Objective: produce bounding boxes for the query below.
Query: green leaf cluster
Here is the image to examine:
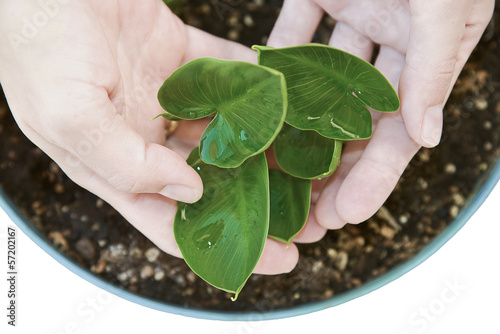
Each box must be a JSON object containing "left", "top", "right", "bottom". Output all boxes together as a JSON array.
[{"left": 156, "top": 44, "right": 399, "bottom": 299}]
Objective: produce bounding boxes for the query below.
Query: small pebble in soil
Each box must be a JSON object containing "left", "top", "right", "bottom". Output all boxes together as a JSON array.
[
  {"left": 418, "top": 149, "right": 431, "bottom": 162},
  {"left": 327, "top": 248, "right": 337, "bottom": 259},
  {"left": 96, "top": 198, "right": 104, "bottom": 208},
  {"left": 7, "top": 150, "right": 17, "bottom": 160},
  {"left": 75, "top": 238, "right": 96, "bottom": 260},
  {"left": 417, "top": 177, "right": 428, "bottom": 190},
  {"left": 452, "top": 193, "right": 465, "bottom": 206},
  {"left": 130, "top": 275, "right": 139, "bottom": 285},
  {"left": 175, "top": 275, "right": 186, "bottom": 287},
  {"left": 376, "top": 206, "right": 401, "bottom": 231},
  {"left": 355, "top": 236, "right": 365, "bottom": 247},
  {"left": 335, "top": 251, "right": 349, "bottom": 271},
  {"left": 449, "top": 205, "right": 460, "bottom": 218},
  {"left": 145, "top": 247, "right": 160, "bottom": 262},
  {"left": 465, "top": 99, "right": 475, "bottom": 111},
  {"left": 186, "top": 271, "right": 197, "bottom": 283},
  {"left": 54, "top": 183, "right": 65, "bottom": 194},
  {"left": 243, "top": 14, "right": 255, "bottom": 27},
  {"left": 474, "top": 98, "right": 488, "bottom": 110},
  {"left": 380, "top": 226, "right": 397, "bottom": 240},
  {"left": 48, "top": 231, "right": 69, "bottom": 251},
  {"left": 227, "top": 15, "right": 239, "bottom": 28},
  {"left": 140, "top": 265, "right": 154, "bottom": 279},
  {"left": 312, "top": 261, "right": 323, "bottom": 273},
  {"left": 444, "top": 163, "right": 457, "bottom": 174},
  {"left": 154, "top": 267, "right": 165, "bottom": 281},
  {"left": 129, "top": 247, "right": 143, "bottom": 259},
  {"left": 197, "top": 4, "right": 211, "bottom": 14},
  {"left": 399, "top": 214, "right": 409, "bottom": 224},
  {"left": 117, "top": 272, "right": 129, "bottom": 282},
  {"left": 91, "top": 259, "right": 106, "bottom": 274},
  {"left": 228, "top": 29, "right": 239, "bottom": 41},
  {"left": 109, "top": 244, "right": 127, "bottom": 259}
]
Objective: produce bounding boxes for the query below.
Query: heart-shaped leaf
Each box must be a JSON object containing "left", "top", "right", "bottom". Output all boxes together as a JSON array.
[
  {"left": 157, "top": 57, "right": 287, "bottom": 168},
  {"left": 174, "top": 148, "right": 269, "bottom": 300},
  {"left": 268, "top": 169, "right": 311, "bottom": 246},
  {"left": 273, "top": 123, "right": 342, "bottom": 179},
  {"left": 253, "top": 44, "right": 400, "bottom": 140}
]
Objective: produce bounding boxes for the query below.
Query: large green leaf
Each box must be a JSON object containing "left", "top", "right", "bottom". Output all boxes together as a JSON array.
[
  {"left": 174, "top": 148, "right": 269, "bottom": 300},
  {"left": 274, "top": 123, "right": 342, "bottom": 179},
  {"left": 253, "top": 44, "right": 400, "bottom": 140},
  {"left": 157, "top": 57, "right": 287, "bottom": 168},
  {"left": 268, "top": 169, "right": 311, "bottom": 246}
]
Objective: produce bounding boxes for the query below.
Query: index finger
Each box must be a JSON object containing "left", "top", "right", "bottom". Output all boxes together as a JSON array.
[{"left": 267, "top": 0, "right": 323, "bottom": 47}]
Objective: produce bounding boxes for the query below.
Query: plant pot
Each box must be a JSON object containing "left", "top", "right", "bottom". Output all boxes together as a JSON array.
[{"left": 1, "top": 0, "right": 499, "bottom": 321}]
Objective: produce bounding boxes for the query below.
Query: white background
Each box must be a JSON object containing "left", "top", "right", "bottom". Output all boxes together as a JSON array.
[{"left": 0, "top": 183, "right": 499, "bottom": 334}]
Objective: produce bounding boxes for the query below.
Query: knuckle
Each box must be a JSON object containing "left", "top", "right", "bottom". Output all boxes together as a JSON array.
[
  {"left": 361, "top": 156, "right": 403, "bottom": 189},
  {"left": 107, "top": 172, "right": 143, "bottom": 193}
]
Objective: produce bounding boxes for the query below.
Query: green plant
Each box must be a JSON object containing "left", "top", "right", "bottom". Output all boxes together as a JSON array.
[
  {"left": 156, "top": 44, "right": 399, "bottom": 300},
  {"left": 162, "top": 0, "right": 184, "bottom": 14}
]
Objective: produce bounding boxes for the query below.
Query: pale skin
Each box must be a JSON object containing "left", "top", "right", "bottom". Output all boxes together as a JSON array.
[
  {"left": 0, "top": 0, "right": 494, "bottom": 274},
  {"left": 284, "top": 0, "right": 495, "bottom": 242},
  {"left": 0, "top": 0, "right": 296, "bottom": 274}
]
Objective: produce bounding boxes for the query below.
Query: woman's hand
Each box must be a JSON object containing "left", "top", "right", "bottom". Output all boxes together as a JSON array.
[
  {"left": 0, "top": 0, "right": 298, "bottom": 274},
  {"left": 269, "top": 0, "right": 494, "bottom": 239}
]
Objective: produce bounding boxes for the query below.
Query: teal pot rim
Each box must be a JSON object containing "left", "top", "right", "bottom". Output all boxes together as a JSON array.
[{"left": 1, "top": 158, "right": 499, "bottom": 321}]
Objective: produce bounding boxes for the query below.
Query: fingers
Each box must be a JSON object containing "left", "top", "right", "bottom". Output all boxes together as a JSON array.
[
  {"left": 399, "top": 0, "right": 486, "bottom": 148},
  {"left": 50, "top": 90, "right": 203, "bottom": 203},
  {"left": 91, "top": 181, "right": 182, "bottom": 257},
  {"left": 328, "top": 21, "right": 374, "bottom": 59},
  {"left": 293, "top": 205, "right": 327, "bottom": 243},
  {"left": 267, "top": 0, "right": 323, "bottom": 47},
  {"left": 316, "top": 46, "right": 418, "bottom": 226},
  {"left": 183, "top": 26, "right": 256, "bottom": 64},
  {"left": 22, "top": 132, "right": 184, "bottom": 257},
  {"left": 314, "top": 0, "right": 411, "bottom": 54},
  {"left": 253, "top": 238, "right": 299, "bottom": 274},
  {"left": 310, "top": 19, "right": 377, "bottom": 229},
  {"left": 314, "top": 140, "right": 367, "bottom": 229},
  {"left": 316, "top": 113, "right": 419, "bottom": 227},
  {"left": 332, "top": 114, "right": 420, "bottom": 224}
]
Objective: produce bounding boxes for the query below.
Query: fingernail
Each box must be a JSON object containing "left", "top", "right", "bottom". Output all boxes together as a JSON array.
[
  {"left": 159, "top": 184, "right": 201, "bottom": 203},
  {"left": 421, "top": 106, "right": 443, "bottom": 147}
]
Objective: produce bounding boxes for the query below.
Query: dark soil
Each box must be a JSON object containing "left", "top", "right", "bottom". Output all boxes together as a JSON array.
[{"left": 1, "top": 0, "right": 500, "bottom": 313}]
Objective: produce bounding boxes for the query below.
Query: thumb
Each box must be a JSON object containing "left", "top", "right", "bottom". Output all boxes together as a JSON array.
[
  {"left": 399, "top": 0, "right": 472, "bottom": 148},
  {"left": 55, "top": 96, "right": 203, "bottom": 203}
]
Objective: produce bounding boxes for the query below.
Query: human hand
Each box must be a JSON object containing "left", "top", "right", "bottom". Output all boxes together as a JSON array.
[
  {"left": 0, "top": 0, "right": 298, "bottom": 274},
  {"left": 268, "top": 0, "right": 494, "bottom": 237}
]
